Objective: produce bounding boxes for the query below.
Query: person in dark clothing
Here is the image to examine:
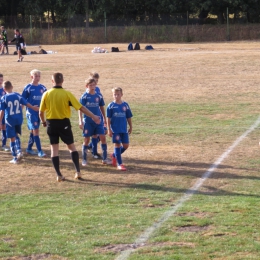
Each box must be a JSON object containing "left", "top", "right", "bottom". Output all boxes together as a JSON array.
[
  {"left": 0, "top": 26, "right": 9, "bottom": 54},
  {"left": 8, "top": 29, "right": 25, "bottom": 62}
]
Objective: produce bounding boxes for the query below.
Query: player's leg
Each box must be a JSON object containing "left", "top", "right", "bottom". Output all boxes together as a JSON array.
[
  {"left": 1, "top": 119, "right": 9, "bottom": 151},
  {"left": 59, "top": 119, "right": 81, "bottom": 179},
  {"left": 31, "top": 115, "right": 46, "bottom": 157},
  {"left": 67, "top": 142, "right": 81, "bottom": 179},
  {"left": 6, "top": 124, "right": 18, "bottom": 163},
  {"left": 81, "top": 122, "right": 92, "bottom": 166},
  {"left": 5, "top": 41, "right": 9, "bottom": 54},
  {"left": 26, "top": 114, "right": 36, "bottom": 154},
  {"left": 47, "top": 121, "right": 64, "bottom": 181},
  {"left": 91, "top": 135, "right": 101, "bottom": 158},
  {"left": 99, "top": 134, "right": 112, "bottom": 165},
  {"left": 82, "top": 136, "right": 90, "bottom": 166}
]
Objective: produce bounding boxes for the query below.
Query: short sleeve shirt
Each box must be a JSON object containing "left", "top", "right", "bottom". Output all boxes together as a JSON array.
[
  {"left": 106, "top": 101, "right": 132, "bottom": 133},
  {"left": 40, "top": 87, "right": 82, "bottom": 119}
]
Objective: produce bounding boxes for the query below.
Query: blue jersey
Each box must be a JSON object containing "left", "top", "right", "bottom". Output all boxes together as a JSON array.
[
  {"left": 79, "top": 92, "right": 104, "bottom": 123},
  {"left": 22, "top": 83, "right": 47, "bottom": 115},
  {"left": 106, "top": 101, "right": 133, "bottom": 133},
  {"left": 0, "top": 87, "right": 5, "bottom": 98},
  {"left": 0, "top": 92, "right": 28, "bottom": 126}
]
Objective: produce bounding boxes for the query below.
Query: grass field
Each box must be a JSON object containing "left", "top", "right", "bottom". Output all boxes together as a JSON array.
[{"left": 1, "top": 42, "right": 260, "bottom": 260}]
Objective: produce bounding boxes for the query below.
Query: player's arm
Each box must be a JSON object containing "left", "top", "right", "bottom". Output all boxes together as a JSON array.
[
  {"left": 0, "top": 110, "right": 4, "bottom": 130},
  {"left": 78, "top": 110, "right": 83, "bottom": 129},
  {"left": 26, "top": 103, "right": 39, "bottom": 112},
  {"left": 79, "top": 106, "right": 100, "bottom": 125},
  {"left": 127, "top": 118, "right": 132, "bottom": 134},
  {"left": 107, "top": 117, "right": 113, "bottom": 137},
  {"left": 39, "top": 110, "right": 47, "bottom": 127},
  {"left": 99, "top": 105, "right": 107, "bottom": 125}
]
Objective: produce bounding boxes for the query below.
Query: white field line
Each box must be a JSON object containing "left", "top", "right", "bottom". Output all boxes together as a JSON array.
[{"left": 115, "top": 116, "right": 260, "bottom": 260}]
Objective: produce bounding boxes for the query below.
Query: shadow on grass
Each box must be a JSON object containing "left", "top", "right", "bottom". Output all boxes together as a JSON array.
[{"left": 75, "top": 178, "right": 260, "bottom": 198}]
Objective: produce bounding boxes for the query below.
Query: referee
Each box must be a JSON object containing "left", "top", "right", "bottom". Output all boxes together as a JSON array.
[{"left": 39, "top": 72, "right": 100, "bottom": 182}]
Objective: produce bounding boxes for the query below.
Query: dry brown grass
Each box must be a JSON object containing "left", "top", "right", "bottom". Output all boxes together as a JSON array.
[{"left": 1, "top": 41, "right": 260, "bottom": 195}]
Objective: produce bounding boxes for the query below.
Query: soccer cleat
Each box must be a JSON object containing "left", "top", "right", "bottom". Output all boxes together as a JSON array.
[
  {"left": 57, "top": 175, "right": 65, "bottom": 182},
  {"left": 38, "top": 151, "right": 46, "bottom": 157},
  {"left": 92, "top": 153, "right": 102, "bottom": 159},
  {"left": 26, "top": 149, "right": 38, "bottom": 155},
  {"left": 2, "top": 145, "right": 10, "bottom": 152},
  {"left": 17, "top": 59, "right": 20, "bottom": 62},
  {"left": 9, "top": 157, "right": 18, "bottom": 164},
  {"left": 20, "top": 56, "right": 24, "bottom": 62},
  {"left": 102, "top": 158, "right": 112, "bottom": 165},
  {"left": 82, "top": 159, "right": 87, "bottom": 166},
  {"left": 111, "top": 153, "right": 117, "bottom": 167},
  {"left": 74, "top": 172, "right": 82, "bottom": 179},
  {"left": 117, "top": 164, "right": 127, "bottom": 171}
]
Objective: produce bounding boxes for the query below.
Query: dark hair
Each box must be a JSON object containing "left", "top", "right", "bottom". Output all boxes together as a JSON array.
[
  {"left": 15, "top": 29, "right": 20, "bottom": 32},
  {"left": 3, "top": 81, "right": 12, "bottom": 90},
  {"left": 0, "top": 73, "right": 3, "bottom": 78},
  {"left": 53, "top": 72, "right": 63, "bottom": 84}
]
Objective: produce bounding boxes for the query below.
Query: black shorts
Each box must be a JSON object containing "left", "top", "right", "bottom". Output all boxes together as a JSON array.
[{"left": 46, "top": 118, "right": 74, "bottom": 145}]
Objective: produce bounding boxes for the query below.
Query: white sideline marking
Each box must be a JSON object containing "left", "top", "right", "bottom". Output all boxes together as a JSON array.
[{"left": 115, "top": 116, "right": 260, "bottom": 260}]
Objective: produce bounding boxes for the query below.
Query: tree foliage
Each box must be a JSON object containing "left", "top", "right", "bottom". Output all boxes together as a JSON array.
[{"left": 0, "top": 0, "right": 260, "bottom": 25}]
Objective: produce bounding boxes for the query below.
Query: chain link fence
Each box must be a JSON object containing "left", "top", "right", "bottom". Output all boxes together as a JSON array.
[{"left": 0, "top": 12, "right": 258, "bottom": 45}]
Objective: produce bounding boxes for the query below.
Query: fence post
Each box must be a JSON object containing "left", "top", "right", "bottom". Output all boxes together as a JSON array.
[
  {"left": 104, "top": 12, "right": 107, "bottom": 42},
  {"left": 186, "top": 11, "right": 189, "bottom": 42},
  {"left": 226, "top": 7, "right": 230, "bottom": 41},
  {"left": 30, "top": 15, "right": 32, "bottom": 44}
]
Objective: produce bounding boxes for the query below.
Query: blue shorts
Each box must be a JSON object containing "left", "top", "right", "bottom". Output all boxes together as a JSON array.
[
  {"left": 27, "top": 113, "right": 40, "bottom": 130},
  {"left": 6, "top": 124, "right": 21, "bottom": 138},
  {"left": 83, "top": 122, "right": 105, "bottom": 137},
  {"left": 112, "top": 133, "right": 129, "bottom": 144}
]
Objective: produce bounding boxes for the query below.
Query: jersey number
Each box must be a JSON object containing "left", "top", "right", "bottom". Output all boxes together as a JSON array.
[{"left": 8, "top": 100, "right": 20, "bottom": 115}]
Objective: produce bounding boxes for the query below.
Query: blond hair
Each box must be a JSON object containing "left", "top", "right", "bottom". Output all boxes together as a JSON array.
[
  {"left": 90, "top": 72, "right": 99, "bottom": 79},
  {"left": 85, "top": 77, "right": 96, "bottom": 85},
  {"left": 3, "top": 81, "right": 12, "bottom": 90},
  {"left": 30, "top": 69, "right": 41, "bottom": 76},
  {"left": 112, "top": 87, "right": 123, "bottom": 94}
]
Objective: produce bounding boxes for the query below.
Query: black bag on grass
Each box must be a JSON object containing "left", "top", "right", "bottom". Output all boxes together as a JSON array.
[
  {"left": 111, "top": 47, "right": 119, "bottom": 52},
  {"left": 134, "top": 42, "right": 140, "bottom": 50}
]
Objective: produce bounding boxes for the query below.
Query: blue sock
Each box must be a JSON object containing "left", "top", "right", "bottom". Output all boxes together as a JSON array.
[
  {"left": 2, "top": 130, "right": 7, "bottom": 146},
  {"left": 15, "top": 136, "right": 21, "bottom": 153},
  {"left": 120, "top": 146, "right": 126, "bottom": 154},
  {"left": 92, "top": 137, "right": 98, "bottom": 155},
  {"left": 88, "top": 141, "right": 92, "bottom": 149},
  {"left": 82, "top": 145, "right": 88, "bottom": 160},
  {"left": 11, "top": 141, "right": 17, "bottom": 157},
  {"left": 101, "top": 144, "right": 107, "bottom": 160},
  {"left": 27, "top": 132, "right": 34, "bottom": 150},
  {"left": 34, "top": 135, "right": 42, "bottom": 152},
  {"left": 115, "top": 147, "right": 122, "bottom": 165}
]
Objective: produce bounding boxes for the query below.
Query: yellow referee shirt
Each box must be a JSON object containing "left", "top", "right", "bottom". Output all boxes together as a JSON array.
[{"left": 40, "top": 87, "right": 82, "bottom": 119}]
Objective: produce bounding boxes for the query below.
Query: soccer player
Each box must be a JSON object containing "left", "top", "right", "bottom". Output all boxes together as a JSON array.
[
  {"left": 8, "top": 29, "right": 25, "bottom": 62},
  {"left": 0, "top": 26, "right": 9, "bottom": 54},
  {"left": 86, "top": 72, "right": 104, "bottom": 158},
  {"left": 22, "top": 69, "right": 47, "bottom": 157},
  {"left": 0, "top": 81, "right": 39, "bottom": 164},
  {"left": 107, "top": 87, "right": 133, "bottom": 171},
  {"left": 0, "top": 73, "right": 9, "bottom": 151},
  {"left": 79, "top": 77, "right": 111, "bottom": 166},
  {"left": 39, "top": 72, "right": 101, "bottom": 182}
]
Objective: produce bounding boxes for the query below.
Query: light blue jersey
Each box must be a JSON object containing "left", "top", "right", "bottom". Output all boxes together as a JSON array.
[
  {"left": 22, "top": 84, "right": 47, "bottom": 115},
  {"left": 106, "top": 101, "right": 133, "bottom": 133},
  {"left": 0, "top": 92, "right": 27, "bottom": 127},
  {"left": 80, "top": 92, "right": 104, "bottom": 123}
]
